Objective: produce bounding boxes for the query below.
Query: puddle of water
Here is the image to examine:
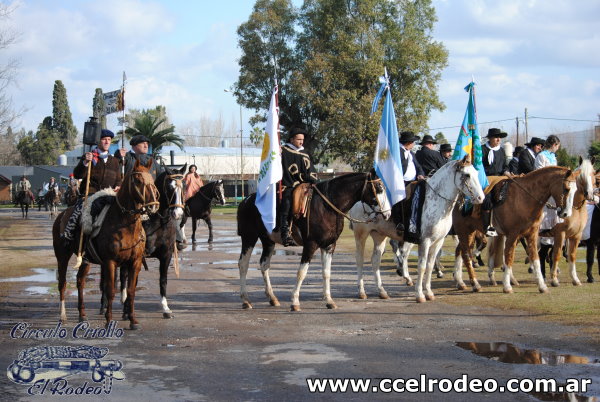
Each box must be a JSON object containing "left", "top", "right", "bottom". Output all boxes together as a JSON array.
[
  {"left": 1, "top": 268, "right": 57, "bottom": 283},
  {"left": 457, "top": 342, "right": 600, "bottom": 365}
]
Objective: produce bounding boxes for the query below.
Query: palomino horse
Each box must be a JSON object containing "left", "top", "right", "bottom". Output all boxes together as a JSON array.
[
  {"left": 53, "top": 160, "right": 159, "bottom": 329},
  {"left": 117, "top": 165, "right": 186, "bottom": 319},
  {"left": 546, "top": 158, "right": 595, "bottom": 287},
  {"left": 237, "top": 172, "right": 384, "bottom": 311},
  {"left": 180, "top": 180, "right": 226, "bottom": 243},
  {"left": 16, "top": 190, "right": 33, "bottom": 218},
  {"left": 453, "top": 166, "right": 577, "bottom": 294},
  {"left": 44, "top": 187, "right": 61, "bottom": 218}
]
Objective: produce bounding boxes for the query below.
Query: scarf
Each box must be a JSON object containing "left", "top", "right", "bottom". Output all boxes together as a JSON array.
[
  {"left": 285, "top": 143, "right": 304, "bottom": 151},
  {"left": 540, "top": 149, "right": 557, "bottom": 166},
  {"left": 401, "top": 145, "right": 417, "bottom": 181},
  {"left": 486, "top": 142, "right": 501, "bottom": 165},
  {"left": 92, "top": 148, "right": 109, "bottom": 166}
]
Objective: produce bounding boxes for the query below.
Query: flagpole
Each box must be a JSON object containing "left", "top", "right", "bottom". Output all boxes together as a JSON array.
[{"left": 121, "top": 71, "right": 126, "bottom": 176}]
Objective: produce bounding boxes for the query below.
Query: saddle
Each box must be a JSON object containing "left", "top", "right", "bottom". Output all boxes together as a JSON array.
[
  {"left": 82, "top": 188, "right": 117, "bottom": 238},
  {"left": 292, "top": 183, "right": 313, "bottom": 219},
  {"left": 465, "top": 176, "right": 510, "bottom": 217}
]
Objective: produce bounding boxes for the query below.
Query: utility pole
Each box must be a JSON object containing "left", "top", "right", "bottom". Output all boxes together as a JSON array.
[
  {"left": 515, "top": 117, "right": 520, "bottom": 146},
  {"left": 524, "top": 108, "right": 529, "bottom": 144}
]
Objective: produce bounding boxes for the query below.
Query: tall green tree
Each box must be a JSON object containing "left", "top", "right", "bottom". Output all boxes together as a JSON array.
[
  {"left": 434, "top": 132, "right": 448, "bottom": 144},
  {"left": 92, "top": 88, "right": 107, "bottom": 129},
  {"left": 124, "top": 108, "right": 183, "bottom": 157},
  {"left": 235, "top": 0, "right": 447, "bottom": 170},
  {"left": 52, "top": 80, "right": 77, "bottom": 150},
  {"left": 17, "top": 117, "right": 63, "bottom": 165}
]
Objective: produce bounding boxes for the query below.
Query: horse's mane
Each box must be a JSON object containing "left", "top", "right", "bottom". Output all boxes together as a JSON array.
[
  {"left": 317, "top": 172, "right": 365, "bottom": 195},
  {"left": 576, "top": 159, "right": 594, "bottom": 179}
]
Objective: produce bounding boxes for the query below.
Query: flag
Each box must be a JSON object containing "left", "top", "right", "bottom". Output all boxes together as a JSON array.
[
  {"left": 255, "top": 84, "right": 282, "bottom": 233},
  {"left": 372, "top": 72, "right": 405, "bottom": 204},
  {"left": 452, "top": 82, "right": 488, "bottom": 189},
  {"left": 103, "top": 89, "right": 124, "bottom": 115}
]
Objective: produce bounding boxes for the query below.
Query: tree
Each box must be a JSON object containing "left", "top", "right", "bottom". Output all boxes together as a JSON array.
[
  {"left": 235, "top": 0, "right": 447, "bottom": 170},
  {"left": 124, "top": 108, "right": 183, "bottom": 157},
  {"left": 0, "top": 3, "right": 22, "bottom": 134},
  {"left": 17, "top": 117, "right": 63, "bottom": 165},
  {"left": 588, "top": 141, "right": 600, "bottom": 170},
  {"left": 0, "top": 126, "right": 22, "bottom": 164},
  {"left": 52, "top": 80, "right": 78, "bottom": 150},
  {"left": 249, "top": 126, "right": 266, "bottom": 146},
  {"left": 92, "top": 88, "right": 107, "bottom": 129},
  {"left": 434, "top": 132, "right": 448, "bottom": 144},
  {"left": 556, "top": 147, "right": 577, "bottom": 170}
]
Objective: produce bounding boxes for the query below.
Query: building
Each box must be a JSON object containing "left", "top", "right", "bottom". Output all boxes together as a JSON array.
[{"left": 0, "top": 174, "right": 11, "bottom": 203}]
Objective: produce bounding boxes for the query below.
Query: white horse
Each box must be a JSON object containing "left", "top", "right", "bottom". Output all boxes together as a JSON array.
[{"left": 412, "top": 156, "right": 485, "bottom": 302}]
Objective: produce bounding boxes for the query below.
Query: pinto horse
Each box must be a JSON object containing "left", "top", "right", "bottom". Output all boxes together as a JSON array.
[
  {"left": 53, "top": 160, "right": 159, "bottom": 329},
  {"left": 44, "top": 187, "right": 61, "bottom": 217},
  {"left": 546, "top": 158, "right": 595, "bottom": 287},
  {"left": 453, "top": 166, "right": 577, "bottom": 295},
  {"left": 237, "top": 172, "right": 384, "bottom": 311},
  {"left": 180, "top": 180, "right": 226, "bottom": 243},
  {"left": 16, "top": 190, "right": 33, "bottom": 218}
]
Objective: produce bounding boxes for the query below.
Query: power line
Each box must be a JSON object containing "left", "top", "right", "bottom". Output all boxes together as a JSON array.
[
  {"left": 429, "top": 116, "right": 599, "bottom": 132},
  {"left": 529, "top": 116, "right": 599, "bottom": 123}
]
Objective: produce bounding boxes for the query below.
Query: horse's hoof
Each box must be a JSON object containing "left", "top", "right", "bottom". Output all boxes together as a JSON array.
[
  {"left": 122, "top": 313, "right": 130, "bottom": 321},
  {"left": 436, "top": 272, "right": 444, "bottom": 279},
  {"left": 379, "top": 291, "right": 389, "bottom": 300},
  {"left": 242, "top": 302, "right": 253, "bottom": 309},
  {"left": 573, "top": 281, "right": 582, "bottom": 287},
  {"left": 358, "top": 293, "right": 367, "bottom": 300},
  {"left": 490, "top": 280, "right": 497, "bottom": 286},
  {"left": 162, "top": 312, "right": 173, "bottom": 319},
  {"left": 208, "top": 239, "right": 213, "bottom": 243},
  {"left": 551, "top": 280, "right": 560, "bottom": 287},
  {"left": 528, "top": 266, "right": 533, "bottom": 273},
  {"left": 326, "top": 302, "right": 338, "bottom": 309},
  {"left": 290, "top": 304, "right": 301, "bottom": 312},
  {"left": 512, "top": 280, "right": 520, "bottom": 287},
  {"left": 406, "top": 280, "right": 414, "bottom": 287},
  {"left": 395, "top": 269, "right": 402, "bottom": 276},
  {"left": 587, "top": 276, "right": 594, "bottom": 283},
  {"left": 539, "top": 287, "right": 549, "bottom": 294},
  {"left": 269, "top": 299, "right": 280, "bottom": 307},
  {"left": 416, "top": 296, "right": 426, "bottom": 303},
  {"left": 98, "top": 308, "right": 106, "bottom": 315},
  {"left": 503, "top": 288, "right": 513, "bottom": 294},
  {"left": 457, "top": 283, "right": 468, "bottom": 291},
  {"left": 472, "top": 284, "right": 482, "bottom": 293},
  {"left": 425, "top": 294, "right": 435, "bottom": 301},
  {"left": 129, "top": 323, "right": 141, "bottom": 330},
  {"left": 60, "top": 316, "right": 67, "bottom": 324},
  {"left": 78, "top": 315, "right": 86, "bottom": 323}
]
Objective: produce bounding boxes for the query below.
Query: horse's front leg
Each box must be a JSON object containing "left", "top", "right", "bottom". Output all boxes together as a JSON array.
[
  {"left": 550, "top": 231, "right": 566, "bottom": 287},
  {"left": 259, "top": 240, "right": 278, "bottom": 306},
  {"left": 102, "top": 261, "right": 117, "bottom": 325},
  {"left": 191, "top": 217, "right": 198, "bottom": 243},
  {"left": 238, "top": 234, "right": 258, "bottom": 309},
  {"left": 126, "top": 258, "right": 143, "bottom": 330},
  {"left": 424, "top": 238, "right": 444, "bottom": 301},
  {"left": 205, "top": 216, "right": 214, "bottom": 243},
  {"left": 76, "top": 262, "right": 91, "bottom": 322},
  {"left": 415, "top": 240, "right": 430, "bottom": 303},
  {"left": 321, "top": 244, "right": 337, "bottom": 309},
  {"left": 353, "top": 228, "right": 369, "bottom": 299},
  {"left": 566, "top": 236, "right": 582, "bottom": 286},
  {"left": 57, "top": 253, "right": 70, "bottom": 323},
  {"left": 159, "top": 253, "right": 174, "bottom": 318},
  {"left": 371, "top": 232, "right": 390, "bottom": 299},
  {"left": 290, "top": 241, "right": 319, "bottom": 312},
  {"left": 395, "top": 241, "right": 414, "bottom": 286}
]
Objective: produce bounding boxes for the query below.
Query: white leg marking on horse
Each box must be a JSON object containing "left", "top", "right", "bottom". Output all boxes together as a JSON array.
[
  {"left": 291, "top": 262, "right": 310, "bottom": 309},
  {"left": 160, "top": 296, "right": 172, "bottom": 313},
  {"left": 121, "top": 288, "right": 127, "bottom": 304},
  {"left": 371, "top": 235, "right": 388, "bottom": 298},
  {"left": 60, "top": 300, "right": 67, "bottom": 322},
  {"left": 239, "top": 249, "right": 253, "bottom": 307},
  {"left": 569, "top": 260, "right": 581, "bottom": 286},
  {"left": 260, "top": 251, "right": 279, "bottom": 306},
  {"left": 321, "top": 249, "right": 336, "bottom": 308}
]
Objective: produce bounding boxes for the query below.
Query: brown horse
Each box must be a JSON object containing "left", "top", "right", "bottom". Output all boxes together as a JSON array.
[
  {"left": 44, "top": 187, "right": 61, "bottom": 218},
  {"left": 16, "top": 190, "right": 33, "bottom": 218},
  {"left": 546, "top": 158, "right": 595, "bottom": 287},
  {"left": 236, "top": 172, "right": 384, "bottom": 311},
  {"left": 64, "top": 180, "right": 80, "bottom": 206},
  {"left": 53, "top": 160, "right": 159, "bottom": 329},
  {"left": 452, "top": 166, "right": 577, "bottom": 294}
]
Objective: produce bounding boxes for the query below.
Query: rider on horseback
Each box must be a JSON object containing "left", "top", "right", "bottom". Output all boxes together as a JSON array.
[
  {"left": 16, "top": 175, "right": 34, "bottom": 202},
  {"left": 481, "top": 128, "right": 510, "bottom": 236},
  {"left": 279, "top": 126, "right": 318, "bottom": 247},
  {"left": 61, "top": 129, "right": 125, "bottom": 245}
]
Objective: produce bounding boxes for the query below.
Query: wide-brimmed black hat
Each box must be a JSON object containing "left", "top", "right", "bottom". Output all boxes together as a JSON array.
[
  {"left": 130, "top": 135, "right": 150, "bottom": 146},
  {"left": 100, "top": 129, "right": 114, "bottom": 139},
  {"left": 525, "top": 137, "right": 545, "bottom": 147},
  {"left": 439, "top": 143, "right": 452, "bottom": 152},
  {"left": 420, "top": 135, "right": 437, "bottom": 145},
  {"left": 288, "top": 126, "right": 307, "bottom": 139},
  {"left": 399, "top": 131, "right": 420, "bottom": 143},
  {"left": 486, "top": 128, "right": 507, "bottom": 138}
]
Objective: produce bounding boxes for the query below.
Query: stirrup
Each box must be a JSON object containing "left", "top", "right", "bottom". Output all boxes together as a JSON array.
[{"left": 485, "top": 226, "right": 498, "bottom": 237}]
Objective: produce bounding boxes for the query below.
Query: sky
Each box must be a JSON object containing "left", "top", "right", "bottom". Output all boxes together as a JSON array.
[{"left": 4, "top": 0, "right": 600, "bottom": 148}]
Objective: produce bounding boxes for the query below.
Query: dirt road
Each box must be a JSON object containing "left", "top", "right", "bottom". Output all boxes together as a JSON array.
[{"left": 0, "top": 208, "right": 598, "bottom": 401}]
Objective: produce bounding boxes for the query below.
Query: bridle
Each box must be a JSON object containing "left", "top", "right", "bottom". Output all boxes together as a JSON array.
[
  {"left": 196, "top": 181, "right": 224, "bottom": 204},
  {"left": 163, "top": 173, "right": 185, "bottom": 210},
  {"left": 115, "top": 171, "right": 160, "bottom": 215},
  {"left": 507, "top": 172, "right": 575, "bottom": 212}
]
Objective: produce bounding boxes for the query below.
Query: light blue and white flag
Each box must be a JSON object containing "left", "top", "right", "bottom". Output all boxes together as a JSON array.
[
  {"left": 255, "top": 84, "right": 282, "bottom": 233},
  {"left": 372, "top": 71, "right": 405, "bottom": 204}
]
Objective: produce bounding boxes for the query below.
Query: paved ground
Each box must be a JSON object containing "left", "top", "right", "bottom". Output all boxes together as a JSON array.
[{"left": 0, "top": 208, "right": 598, "bottom": 401}]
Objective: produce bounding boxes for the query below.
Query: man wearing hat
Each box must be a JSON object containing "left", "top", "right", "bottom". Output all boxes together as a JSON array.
[
  {"left": 119, "top": 134, "right": 161, "bottom": 179},
  {"left": 518, "top": 137, "right": 545, "bottom": 174},
  {"left": 508, "top": 146, "right": 524, "bottom": 175},
  {"left": 415, "top": 134, "right": 446, "bottom": 176},
  {"left": 482, "top": 128, "right": 509, "bottom": 176},
  {"left": 439, "top": 143, "right": 453, "bottom": 163},
  {"left": 399, "top": 131, "right": 425, "bottom": 184},
  {"left": 279, "top": 126, "right": 318, "bottom": 246},
  {"left": 62, "top": 129, "right": 125, "bottom": 244}
]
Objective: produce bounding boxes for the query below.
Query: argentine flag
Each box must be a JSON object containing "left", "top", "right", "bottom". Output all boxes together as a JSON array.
[
  {"left": 372, "top": 73, "right": 405, "bottom": 204},
  {"left": 452, "top": 81, "right": 488, "bottom": 190},
  {"left": 255, "top": 84, "right": 283, "bottom": 233}
]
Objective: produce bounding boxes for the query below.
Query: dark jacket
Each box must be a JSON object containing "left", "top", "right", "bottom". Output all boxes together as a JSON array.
[
  {"left": 118, "top": 151, "right": 161, "bottom": 179},
  {"left": 482, "top": 144, "right": 507, "bottom": 176},
  {"left": 400, "top": 148, "right": 425, "bottom": 180},
  {"left": 73, "top": 154, "right": 122, "bottom": 195},
  {"left": 517, "top": 148, "right": 536, "bottom": 174},
  {"left": 415, "top": 146, "right": 446, "bottom": 176},
  {"left": 281, "top": 144, "right": 317, "bottom": 189}
]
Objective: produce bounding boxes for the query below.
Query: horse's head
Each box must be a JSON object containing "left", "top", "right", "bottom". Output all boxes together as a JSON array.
[
  {"left": 549, "top": 168, "right": 577, "bottom": 219},
  {"left": 360, "top": 170, "right": 385, "bottom": 208},
  {"left": 158, "top": 165, "right": 186, "bottom": 219},
  {"left": 121, "top": 159, "right": 160, "bottom": 215},
  {"left": 454, "top": 155, "right": 485, "bottom": 204},
  {"left": 215, "top": 180, "right": 226, "bottom": 206},
  {"left": 576, "top": 157, "right": 595, "bottom": 201}
]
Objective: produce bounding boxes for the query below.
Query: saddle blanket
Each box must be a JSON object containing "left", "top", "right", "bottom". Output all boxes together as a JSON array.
[{"left": 82, "top": 188, "right": 116, "bottom": 237}]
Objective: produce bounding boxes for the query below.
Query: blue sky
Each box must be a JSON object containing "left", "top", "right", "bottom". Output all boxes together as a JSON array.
[{"left": 5, "top": 0, "right": 600, "bottom": 148}]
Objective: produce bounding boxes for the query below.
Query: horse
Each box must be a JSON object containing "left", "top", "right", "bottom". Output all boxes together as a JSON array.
[
  {"left": 44, "top": 187, "right": 61, "bottom": 217},
  {"left": 237, "top": 171, "right": 384, "bottom": 311},
  {"left": 546, "top": 158, "right": 595, "bottom": 287},
  {"left": 64, "top": 180, "right": 80, "bottom": 207},
  {"left": 453, "top": 166, "right": 577, "bottom": 295},
  {"left": 53, "top": 160, "right": 159, "bottom": 329},
  {"left": 16, "top": 190, "right": 33, "bottom": 218},
  {"left": 117, "top": 165, "right": 186, "bottom": 319},
  {"left": 180, "top": 180, "right": 226, "bottom": 243}
]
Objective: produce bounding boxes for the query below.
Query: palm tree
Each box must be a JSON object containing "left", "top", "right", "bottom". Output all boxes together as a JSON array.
[{"left": 124, "top": 112, "right": 184, "bottom": 157}]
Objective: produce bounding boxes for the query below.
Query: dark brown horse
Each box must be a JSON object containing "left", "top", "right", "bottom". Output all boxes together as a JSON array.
[
  {"left": 180, "top": 180, "right": 226, "bottom": 243},
  {"left": 452, "top": 166, "right": 577, "bottom": 294},
  {"left": 53, "top": 160, "right": 159, "bottom": 329},
  {"left": 64, "top": 180, "right": 80, "bottom": 206},
  {"left": 237, "top": 172, "right": 384, "bottom": 311},
  {"left": 16, "top": 190, "right": 33, "bottom": 218},
  {"left": 44, "top": 187, "right": 61, "bottom": 218}
]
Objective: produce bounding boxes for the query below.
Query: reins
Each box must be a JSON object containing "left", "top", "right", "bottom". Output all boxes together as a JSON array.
[
  {"left": 505, "top": 174, "right": 574, "bottom": 211},
  {"left": 115, "top": 171, "right": 160, "bottom": 216}
]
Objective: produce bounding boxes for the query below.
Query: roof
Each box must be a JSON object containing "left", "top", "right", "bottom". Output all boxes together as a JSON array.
[
  {"left": 63, "top": 144, "right": 262, "bottom": 159},
  {"left": 0, "top": 174, "right": 10, "bottom": 184},
  {"left": 0, "top": 166, "right": 34, "bottom": 178}
]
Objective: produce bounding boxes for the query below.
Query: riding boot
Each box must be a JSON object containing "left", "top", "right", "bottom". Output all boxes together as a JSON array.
[
  {"left": 279, "top": 189, "right": 295, "bottom": 247},
  {"left": 481, "top": 209, "right": 497, "bottom": 237}
]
